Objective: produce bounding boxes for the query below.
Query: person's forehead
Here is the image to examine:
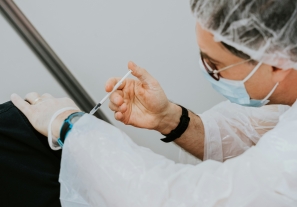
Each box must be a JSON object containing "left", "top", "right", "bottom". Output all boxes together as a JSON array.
[
  {"left": 196, "top": 23, "right": 227, "bottom": 59},
  {"left": 195, "top": 22, "right": 244, "bottom": 63}
]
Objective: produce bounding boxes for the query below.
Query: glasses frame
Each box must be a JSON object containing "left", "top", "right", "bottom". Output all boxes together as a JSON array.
[{"left": 201, "top": 55, "right": 252, "bottom": 81}]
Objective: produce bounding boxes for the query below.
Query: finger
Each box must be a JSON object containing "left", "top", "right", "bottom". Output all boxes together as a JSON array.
[
  {"left": 119, "top": 102, "right": 127, "bottom": 113},
  {"left": 25, "top": 92, "right": 40, "bottom": 104},
  {"left": 11, "top": 93, "right": 32, "bottom": 117},
  {"left": 109, "top": 102, "right": 120, "bottom": 112},
  {"left": 109, "top": 90, "right": 124, "bottom": 106},
  {"left": 128, "top": 61, "right": 156, "bottom": 86},
  {"left": 41, "top": 93, "right": 54, "bottom": 99},
  {"left": 109, "top": 101, "right": 127, "bottom": 113},
  {"left": 38, "top": 93, "right": 54, "bottom": 104},
  {"left": 105, "top": 77, "right": 128, "bottom": 92},
  {"left": 114, "top": 111, "right": 124, "bottom": 121}
]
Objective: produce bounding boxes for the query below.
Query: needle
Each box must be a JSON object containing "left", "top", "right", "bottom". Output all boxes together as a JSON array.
[{"left": 89, "top": 70, "right": 132, "bottom": 115}]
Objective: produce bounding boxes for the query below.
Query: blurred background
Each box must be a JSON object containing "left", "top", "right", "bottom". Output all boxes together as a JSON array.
[{"left": 0, "top": 0, "right": 225, "bottom": 162}]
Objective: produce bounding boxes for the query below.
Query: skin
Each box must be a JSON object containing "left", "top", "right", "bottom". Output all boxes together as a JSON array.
[
  {"left": 11, "top": 22, "right": 297, "bottom": 160},
  {"left": 196, "top": 23, "right": 296, "bottom": 105}
]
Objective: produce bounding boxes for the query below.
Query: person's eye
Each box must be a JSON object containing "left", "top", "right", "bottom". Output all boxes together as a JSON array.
[
  {"left": 210, "top": 62, "right": 218, "bottom": 69},
  {"left": 205, "top": 59, "right": 218, "bottom": 71}
]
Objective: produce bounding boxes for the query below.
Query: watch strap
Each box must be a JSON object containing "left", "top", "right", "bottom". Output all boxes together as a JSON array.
[{"left": 161, "top": 105, "right": 190, "bottom": 143}]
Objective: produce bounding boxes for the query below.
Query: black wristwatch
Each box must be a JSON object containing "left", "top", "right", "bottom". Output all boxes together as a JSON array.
[
  {"left": 161, "top": 105, "right": 190, "bottom": 143},
  {"left": 57, "top": 112, "right": 85, "bottom": 147}
]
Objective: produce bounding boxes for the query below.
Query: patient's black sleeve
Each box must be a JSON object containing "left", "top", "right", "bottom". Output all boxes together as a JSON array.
[{"left": 0, "top": 101, "right": 61, "bottom": 207}]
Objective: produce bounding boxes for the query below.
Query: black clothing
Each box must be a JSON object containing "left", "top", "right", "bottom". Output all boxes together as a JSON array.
[{"left": 0, "top": 101, "right": 61, "bottom": 207}]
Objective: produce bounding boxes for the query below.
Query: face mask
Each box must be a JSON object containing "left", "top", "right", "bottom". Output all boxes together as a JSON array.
[{"left": 199, "top": 59, "right": 279, "bottom": 107}]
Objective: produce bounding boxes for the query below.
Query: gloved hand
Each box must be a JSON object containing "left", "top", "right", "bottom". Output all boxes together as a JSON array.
[
  {"left": 11, "top": 93, "right": 80, "bottom": 137},
  {"left": 105, "top": 61, "right": 180, "bottom": 134}
]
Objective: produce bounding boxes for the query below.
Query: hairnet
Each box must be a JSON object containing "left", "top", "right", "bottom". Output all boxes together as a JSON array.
[{"left": 190, "top": 0, "right": 297, "bottom": 70}]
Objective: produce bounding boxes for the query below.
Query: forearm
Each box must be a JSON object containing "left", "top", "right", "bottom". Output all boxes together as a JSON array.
[
  {"left": 157, "top": 103, "right": 205, "bottom": 160},
  {"left": 174, "top": 111, "right": 205, "bottom": 160}
]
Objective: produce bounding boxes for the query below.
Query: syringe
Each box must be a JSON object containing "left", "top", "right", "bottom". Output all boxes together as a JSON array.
[{"left": 89, "top": 70, "right": 132, "bottom": 115}]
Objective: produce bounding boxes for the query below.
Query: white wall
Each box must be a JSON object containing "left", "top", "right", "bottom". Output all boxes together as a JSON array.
[
  {"left": 0, "top": 13, "right": 68, "bottom": 103},
  {"left": 1, "top": 0, "right": 225, "bottom": 162}
]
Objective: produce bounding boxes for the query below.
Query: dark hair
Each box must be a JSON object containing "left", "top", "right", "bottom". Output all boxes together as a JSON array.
[{"left": 221, "top": 42, "right": 251, "bottom": 60}]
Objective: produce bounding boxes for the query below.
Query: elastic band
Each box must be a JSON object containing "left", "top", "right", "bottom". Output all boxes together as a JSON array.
[
  {"left": 261, "top": 82, "right": 279, "bottom": 103},
  {"left": 243, "top": 62, "right": 263, "bottom": 82},
  {"left": 47, "top": 107, "right": 79, "bottom": 150},
  {"left": 213, "top": 59, "right": 252, "bottom": 74}
]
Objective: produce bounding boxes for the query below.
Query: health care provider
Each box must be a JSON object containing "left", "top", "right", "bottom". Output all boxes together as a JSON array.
[{"left": 10, "top": 0, "right": 297, "bottom": 206}]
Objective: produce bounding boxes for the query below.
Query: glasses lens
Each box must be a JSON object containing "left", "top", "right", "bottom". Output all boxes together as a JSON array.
[{"left": 201, "top": 56, "right": 220, "bottom": 81}]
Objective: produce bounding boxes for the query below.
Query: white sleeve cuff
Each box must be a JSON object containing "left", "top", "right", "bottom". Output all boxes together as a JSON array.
[{"left": 47, "top": 107, "right": 80, "bottom": 150}]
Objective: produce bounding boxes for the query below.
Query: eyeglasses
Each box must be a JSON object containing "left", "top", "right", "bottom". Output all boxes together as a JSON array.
[{"left": 200, "top": 55, "right": 252, "bottom": 81}]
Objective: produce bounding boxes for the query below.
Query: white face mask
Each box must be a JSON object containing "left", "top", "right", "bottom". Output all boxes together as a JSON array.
[{"left": 199, "top": 59, "right": 279, "bottom": 107}]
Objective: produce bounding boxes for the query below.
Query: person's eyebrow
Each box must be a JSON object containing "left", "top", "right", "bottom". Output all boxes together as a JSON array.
[{"left": 200, "top": 51, "right": 221, "bottom": 64}]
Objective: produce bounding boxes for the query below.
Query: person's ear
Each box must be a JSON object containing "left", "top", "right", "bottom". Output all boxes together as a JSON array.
[{"left": 271, "top": 67, "right": 292, "bottom": 83}]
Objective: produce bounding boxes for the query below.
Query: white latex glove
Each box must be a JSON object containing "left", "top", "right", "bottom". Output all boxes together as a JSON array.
[{"left": 11, "top": 92, "right": 80, "bottom": 137}]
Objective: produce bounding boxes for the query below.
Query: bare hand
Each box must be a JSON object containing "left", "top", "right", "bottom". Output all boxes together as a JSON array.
[{"left": 105, "top": 61, "right": 179, "bottom": 133}]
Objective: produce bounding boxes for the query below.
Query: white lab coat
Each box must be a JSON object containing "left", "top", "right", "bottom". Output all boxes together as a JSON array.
[
  {"left": 179, "top": 101, "right": 290, "bottom": 164},
  {"left": 58, "top": 101, "right": 296, "bottom": 207}
]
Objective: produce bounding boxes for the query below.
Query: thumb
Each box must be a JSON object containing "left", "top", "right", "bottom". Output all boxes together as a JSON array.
[
  {"left": 128, "top": 61, "right": 156, "bottom": 86},
  {"left": 11, "top": 93, "right": 32, "bottom": 117}
]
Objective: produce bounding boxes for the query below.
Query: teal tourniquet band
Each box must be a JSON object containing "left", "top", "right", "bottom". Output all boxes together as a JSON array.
[{"left": 57, "top": 112, "right": 85, "bottom": 147}]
